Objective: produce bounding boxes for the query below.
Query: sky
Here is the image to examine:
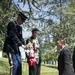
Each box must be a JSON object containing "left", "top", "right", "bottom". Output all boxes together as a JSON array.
[{"left": 13, "top": 0, "right": 29, "bottom": 11}]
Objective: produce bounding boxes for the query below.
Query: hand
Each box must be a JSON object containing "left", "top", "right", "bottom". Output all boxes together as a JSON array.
[{"left": 21, "top": 45, "right": 26, "bottom": 49}]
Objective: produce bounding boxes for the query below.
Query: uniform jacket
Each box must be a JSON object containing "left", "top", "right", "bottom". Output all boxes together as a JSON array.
[
  {"left": 58, "top": 47, "right": 74, "bottom": 75},
  {"left": 3, "top": 21, "right": 25, "bottom": 54}
]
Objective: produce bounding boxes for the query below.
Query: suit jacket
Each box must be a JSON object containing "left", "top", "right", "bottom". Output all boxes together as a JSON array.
[
  {"left": 3, "top": 21, "right": 25, "bottom": 54},
  {"left": 72, "top": 47, "right": 75, "bottom": 73},
  {"left": 58, "top": 47, "right": 74, "bottom": 75}
]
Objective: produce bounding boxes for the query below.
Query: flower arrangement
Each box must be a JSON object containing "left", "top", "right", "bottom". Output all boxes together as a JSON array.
[
  {"left": 26, "top": 39, "right": 39, "bottom": 66},
  {"left": 26, "top": 40, "right": 36, "bottom": 66}
]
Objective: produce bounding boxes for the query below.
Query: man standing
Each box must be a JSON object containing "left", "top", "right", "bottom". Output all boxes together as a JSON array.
[
  {"left": 57, "top": 38, "right": 74, "bottom": 75},
  {"left": 26, "top": 28, "right": 42, "bottom": 75},
  {"left": 72, "top": 47, "right": 75, "bottom": 73},
  {"left": 3, "top": 12, "right": 27, "bottom": 75}
]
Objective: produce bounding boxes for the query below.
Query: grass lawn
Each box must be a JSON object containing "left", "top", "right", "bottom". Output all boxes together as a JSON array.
[{"left": 0, "top": 58, "right": 58, "bottom": 75}]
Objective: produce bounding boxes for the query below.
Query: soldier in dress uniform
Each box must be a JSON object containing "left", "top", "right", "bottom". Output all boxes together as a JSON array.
[
  {"left": 3, "top": 11, "right": 27, "bottom": 75},
  {"left": 26, "top": 28, "right": 42, "bottom": 75}
]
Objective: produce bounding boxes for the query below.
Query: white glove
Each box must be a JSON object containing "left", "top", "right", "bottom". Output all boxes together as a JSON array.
[{"left": 21, "top": 45, "right": 26, "bottom": 49}]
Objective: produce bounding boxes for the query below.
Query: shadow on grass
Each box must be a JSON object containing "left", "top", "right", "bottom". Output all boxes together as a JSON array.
[
  {"left": 0, "top": 59, "right": 9, "bottom": 75},
  {"left": 42, "top": 64, "right": 58, "bottom": 69},
  {"left": 0, "top": 72, "right": 9, "bottom": 75},
  {"left": 0, "top": 60, "right": 9, "bottom": 68}
]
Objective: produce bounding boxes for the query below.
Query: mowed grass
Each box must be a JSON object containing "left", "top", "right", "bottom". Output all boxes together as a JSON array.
[{"left": 0, "top": 58, "right": 58, "bottom": 75}]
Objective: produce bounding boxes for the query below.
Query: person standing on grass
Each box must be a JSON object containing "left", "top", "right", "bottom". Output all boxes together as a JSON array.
[
  {"left": 56, "top": 38, "right": 74, "bottom": 75},
  {"left": 3, "top": 11, "right": 27, "bottom": 75},
  {"left": 26, "top": 28, "right": 42, "bottom": 75},
  {"left": 72, "top": 47, "right": 75, "bottom": 73}
]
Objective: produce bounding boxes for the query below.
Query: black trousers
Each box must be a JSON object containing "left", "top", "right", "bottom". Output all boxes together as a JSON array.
[{"left": 29, "top": 63, "right": 41, "bottom": 75}]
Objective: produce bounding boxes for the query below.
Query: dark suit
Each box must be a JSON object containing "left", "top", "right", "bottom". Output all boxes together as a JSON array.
[
  {"left": 72, "top": 47, "right": 75, "bottom": 73},
  {"left": 58, "top": 47, "right": 74, "bottom": 75},
  {"left": 3, "top": 21, "right": 25, "bottom": 75}
]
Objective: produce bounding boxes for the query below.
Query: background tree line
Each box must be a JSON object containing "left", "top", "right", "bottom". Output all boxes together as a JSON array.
[{"left": 0, "top": 0, "right": 75, "bottom": 64}]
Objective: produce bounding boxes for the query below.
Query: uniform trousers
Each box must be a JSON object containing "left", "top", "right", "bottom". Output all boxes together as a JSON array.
[{"left": 8, "top": 53, "right": 22, "bottom": 75}]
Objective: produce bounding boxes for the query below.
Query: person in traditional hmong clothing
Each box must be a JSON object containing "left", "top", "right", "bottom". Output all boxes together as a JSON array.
[{"left": 26, "top": 28, "right": 42, "bottom": 75}]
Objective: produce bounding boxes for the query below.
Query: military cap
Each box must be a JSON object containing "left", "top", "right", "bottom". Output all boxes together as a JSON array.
[{"left": 18, "top": 12, "right": 28, "bottom": 21}]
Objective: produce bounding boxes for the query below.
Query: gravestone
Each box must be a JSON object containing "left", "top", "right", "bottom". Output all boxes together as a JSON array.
[{"left": 0, "top": 51, "right": 2, "bottom": 58}]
